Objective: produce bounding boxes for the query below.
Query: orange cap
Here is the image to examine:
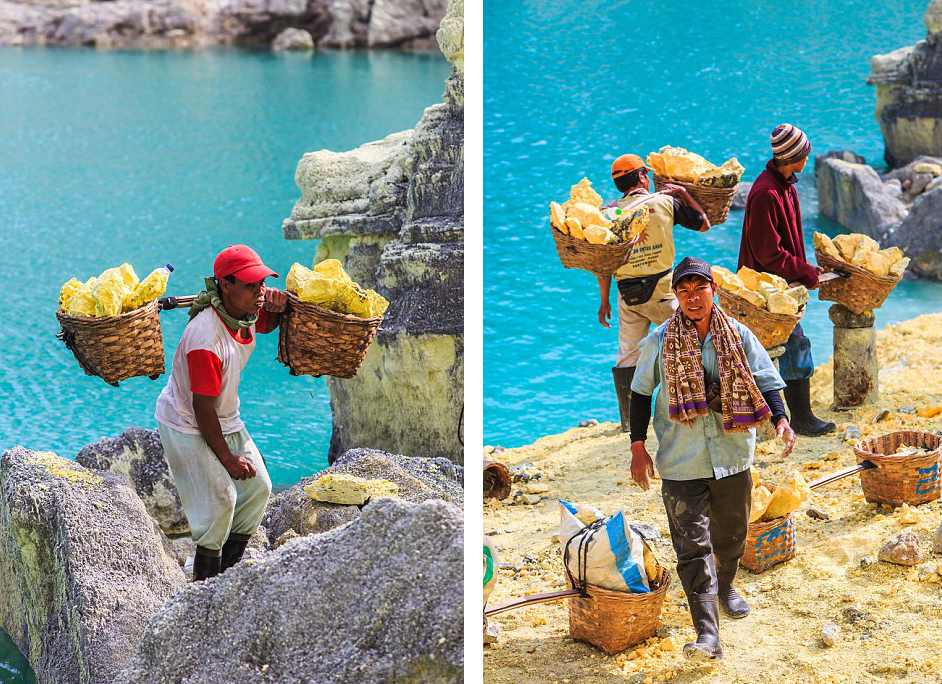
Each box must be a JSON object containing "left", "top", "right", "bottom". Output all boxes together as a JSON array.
[{"left": 611, "top": 154, "right": 649, "bottom": 179}]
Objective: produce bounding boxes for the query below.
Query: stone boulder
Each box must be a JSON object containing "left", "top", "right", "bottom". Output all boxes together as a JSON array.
[
  {"left": 878, "top": 531, "right": 924, "bottom": 566},
  {"left": 893, "top": 185, "right": 942, "bottom": 279},
  {"left": 0, "top": 447, "right": 187, "bottom": 684},
  {"left": 263, "top": 447, "right": 463, "bottom": 539},
  {"left": 868, "top": 0, "right": 942, "bottom": 167},
  {"left": 321, "top": 0, "right": 447, "bottom": 48},
  {"left": 283, "top": 0, "right": 464, "bottom": 464},
  {"left": 271, "top": 26, "right": 314, "bottom": 50},
  {"left": 76, "top": 426, "right": 188, "bottom": 535},
  {"left": 115, "top": 498, "right": 463, "bottom": 684},
  {"left": 730, "top": 180, "right": 752, "bottom": 209},
  {"left": 814, "top": 153, "right": 908, "bottom": 243}
]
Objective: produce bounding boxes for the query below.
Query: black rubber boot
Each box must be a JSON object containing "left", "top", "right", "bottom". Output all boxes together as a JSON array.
[
  {"left": 683, "top": 593, "right": 723, "bottom": 660},
  {"left": 783, "top": 379, "right": 836, "bottom": 436},
  {"left": 193, "top": 546, "right": 221, "bottom": 581},
  {"left": 220, "top": 532, "right": 252, "bottom": 572},
  {"left": 716, "top": 563, "right": 750, "bottom": 618},
  {"left": 612, "top": 366, "right": 635, "bottom": 433}
]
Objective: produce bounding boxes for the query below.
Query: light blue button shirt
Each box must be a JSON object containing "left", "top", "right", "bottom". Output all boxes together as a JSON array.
[{"left": 631, "top": 316, "right": 786, "bottom": 481}]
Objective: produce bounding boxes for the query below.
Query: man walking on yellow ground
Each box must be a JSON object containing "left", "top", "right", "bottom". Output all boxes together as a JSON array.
[
  {"left": 628, "top": 257, "right": 796, "bottom": 660},
  {"left": 739, "top": 123, "right": 836, "bottom": 436},
  {"left": 155, "top": 245, "right": 286, "bottom": 581},
  {"left": 599, "top": 154, "right": 711, "bottom": 432}
]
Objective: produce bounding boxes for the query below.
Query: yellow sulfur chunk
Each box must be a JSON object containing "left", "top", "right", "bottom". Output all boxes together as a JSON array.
[
  {"left": 762, "top": 471, "right": 810, "bottom": 520},
  {"left": 860, "top": 251, "right": 890, "bottom": 276},
  {"left": 59, "top": 278, "right": 83, "bottom": 312},
  {"left": 750, "top": 485, "right": 774, "bottom": 523},
  {"left": 736, "top": 266, "right": 762, "bottom": 292},
  {"left": 123, "top": 269, "right": 168, "bottom": 312},
  {"left": 751, "top": 469, "right": 761, "bottom": 488},
  {"left": 303, "top": 473, "right": 399, "bottom": 505},
  {"left": 565, "top": 216, "right": 585, "bottom": 240},
  {"left": 645, "top": 146, "right": 744, "bottom": 187},
  {"left": 813, "top": 232, "right": 842, "bottom": 261},
  {"left": 312, "top": 258, "right": 352, "bottom": 282},
  {"left": 833, "top": 234, "right": 862, "bottom": 260},
  {"left": 894, "top": 503, "right": 921, "bottom": 524},
  {"left": 566, "top": 177, "right": 603, "bottom": 209},
  {"left": 758, "top": 272, "right": 788, "bottom": 291},
  {"left": 67, "top": 288, "right": 98, "bottom": 317},
  {"left": 786, "top": 285, "right": 809, "bottom": 306},
  {"left": 93, "top": 281, "right": 125, "bottom": 317},
  {"left": 642, "top": 545, "right": 658, "bottom": 581},
  {"left": 768, "top": 291, "right": 799, "bottom": 315},
  {"left": 567, "top": 202, "right": 611, "bottom": 230},
  {"left": 881, "top": 246, "right": 904, "bottom": 267},
  {"left": 287, "top": 261, "right": 388, "bottom": 318},
  {"left": 550, "top": 201, "right": 567, "bottom": 232},
  {"left": 734, "top": 286, "right": 766, "bottom": 309},
  {"left": 583, "top": 224, "right": 617, "bottom": 245},
  {"left": 611, "top": 205, "right": 649, "bottom": 242},
  {"left": 756, "top": 282, "right": 780, "bottom": 304},
  {"left": 888, "top": 256, "right": 909, "bottom": 278}
]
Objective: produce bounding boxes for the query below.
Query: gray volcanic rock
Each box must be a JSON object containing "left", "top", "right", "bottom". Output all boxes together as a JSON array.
[
  {"left": 115, "top": 498, "right": 463, "bottom": 684},
  {"left": 893, "top": 186, "right": 942, "bottom": 279},
  {"left": 283, "top": 0, "right": 464, "bottom": 463},
  {"left": 0, "top": 0, "right": 446, "bottom": 48},
  {"left": 76, "top": 426, "right": 188, "bottom": 535},
  {"left": 730, "top": 180, "right": 752, "bottom": 209},
  {"left": 0, "top": 447, "right": 186, "bottom": 684},
  {"left": 814, "top": 153, "right": 908, "bottom": 243},
  {"left": 868, "top": 1, "right": 942, "bottom": 166},
  {"left": 271, "top": 26, "right": 314, "bottom": 50},
  {"left": 263, "top": 447, "right": 463, "bottom": 539}
]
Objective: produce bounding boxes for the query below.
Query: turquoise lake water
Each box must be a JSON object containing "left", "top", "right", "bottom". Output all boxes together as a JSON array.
[
  {"left": 0, "top": 47, "right": 448, "bottom": 487},
  {"left": 483, "top": 0, "right": 942, "bottom": 448}
]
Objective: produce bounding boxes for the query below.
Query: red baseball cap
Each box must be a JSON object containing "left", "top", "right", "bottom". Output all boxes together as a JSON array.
[
  {"left": 213, "top": 245, "right": 279, "bottom": 282},
  {"left": 611, "top": 154, "right": 650, "bottom": 179}
]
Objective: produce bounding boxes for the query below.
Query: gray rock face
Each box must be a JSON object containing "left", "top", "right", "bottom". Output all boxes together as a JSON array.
[
  {"left": 284, "top": 0, "right": 464, "bottom": 463},
  {"left": 0, "top": 0, "right": 445, "bottom": 48},
  {"left": 263, "top": 447, "right": 463, "bottom": 539},
  {"left": 271, "top": 26, "right": 314, "bottom": 49},
  {"left": 730, "top": 180, "right": 752, "bottom": 209},
  {"left": 868, "top": 1, "right": 942, "bottom": 166},
  {"left": 115, "top": 498, "right": 463, "bottom": 684},
  {"left": 894, "top": 186, "right": 942, "bottom": 279},
  {"left": 814, "top": 153, "right": 908, "bottom": 243},
  {"left": 0, "top": 447, "right": 187, "bottom": 684},
  {"left": 76, "top": 426, "right": 189, "bottom": 535}
]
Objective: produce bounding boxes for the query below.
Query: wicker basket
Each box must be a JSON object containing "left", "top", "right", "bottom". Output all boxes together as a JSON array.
[
  {"left": 566, "top": 566, "right": 671, "bottom": 654},
  {"left": 276, "top": 292, "right": 382, "bottom": 379},
  {"left": 815, "top": 249, "right": 902, "bottom": 315},
  {"left": 550, "top": 225, "right": 638, "bottom": 278},
  {"left": 854, "top": 431, "right": 942, "bottom": 506},
  {"left": 741, "top": 513, "right": 796, "bottom": 573},
  {"left": 652, "top": 176, "right": 737, "bottom": 226},
  {"left": 717, "top": 288, "right": 803, "bottom": 349},
  {"left": 55, "top": 299, "right": 165, "bottom": 387}
]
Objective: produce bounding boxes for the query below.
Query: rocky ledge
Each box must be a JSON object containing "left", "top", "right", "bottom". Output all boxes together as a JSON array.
[
  {"left": 0, "top": 0, "right": 448, "bottom": 49},
  {"left": 282, "top": 0, "right": 463, "bottom": 463},
  {"left": 0, "top": 447, "right": 186, "bottom": 684}
]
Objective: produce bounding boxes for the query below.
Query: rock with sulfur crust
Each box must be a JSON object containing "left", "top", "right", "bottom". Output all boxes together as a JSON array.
[
  {"left": 894, "top": 503, "right": 921, "bottom": 524},
  {"left": 304, "top": 473, "right": 400, "bottom": 505},
  {"left": 878, "top": 531, "right": 924, "bottom": 566},
  {"left": 785, "top": 285, "right": 809, "bottom": 306}
]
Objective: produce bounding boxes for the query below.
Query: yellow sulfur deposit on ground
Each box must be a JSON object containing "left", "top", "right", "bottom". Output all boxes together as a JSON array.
[
  {"left": 27, "top": 451, "right": 103, "bottom": 487},
  {"left": 813, "top": 232, "right": 910, "bottom": 277},
  {"left": 303, "top": 472, "right": 399, "bottom": 505},
  {"left": 713, "top": 265, "right": 807, "bottom": 315},
  {"left": 549, "top": 177, "right": 647, "bottom": 245},
  {"left": 59, "top": 263, "right": 168, "bottom": 317},
  {"left": 286, "top": 259, "right": 388, "bottom": 318},
  {"left": 645, "top": 146, "right": 744, "bottom": 187}
]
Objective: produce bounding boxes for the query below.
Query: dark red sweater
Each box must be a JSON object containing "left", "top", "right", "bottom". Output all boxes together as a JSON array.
[{"left": 738, "top": 160, "right": 818, "bottom": 288}]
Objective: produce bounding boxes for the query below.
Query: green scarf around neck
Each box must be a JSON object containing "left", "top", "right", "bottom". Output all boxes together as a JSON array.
[{"left": 188, "top": 277, "right": 258, "bottom": 330}]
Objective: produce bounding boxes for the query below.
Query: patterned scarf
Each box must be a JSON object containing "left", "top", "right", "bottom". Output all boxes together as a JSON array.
[
  {"left": 662, "top": 305, "right": 770, "bottom": 432},
  {"left": 188, "top": 277, "right": 258, "bottom": 330}
]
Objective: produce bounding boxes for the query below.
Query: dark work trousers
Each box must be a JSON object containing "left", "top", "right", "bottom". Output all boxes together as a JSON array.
[{"left": 660, "top": 469, "right": 752, "bottom": 597}]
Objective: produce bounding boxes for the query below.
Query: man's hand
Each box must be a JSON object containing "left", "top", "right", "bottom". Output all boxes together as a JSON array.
[
  {"left": 220, "top": 452, "right": 257, "bottom": 480},
  {"left": 598, "top": 300, "right": 612, "bottom": 328},
  {"left": 630, "top": 441, "right": 656, "bottom": 491},
  {"left": 658, "top": 183, "right": 682, "bottom": 197},
  {"left": 264, "top": 287, "right": 287, "bottom": 313},
  {"left": 698, "top": 212, "right": 712, "bottom": 232},
  {"left": 776, "top": 418, "right": 796, "bottom": 458}
]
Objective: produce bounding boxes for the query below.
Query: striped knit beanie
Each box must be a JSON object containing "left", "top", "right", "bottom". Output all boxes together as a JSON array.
[{"left": 771, "top": 124, "right": 811, "bottom": 163}]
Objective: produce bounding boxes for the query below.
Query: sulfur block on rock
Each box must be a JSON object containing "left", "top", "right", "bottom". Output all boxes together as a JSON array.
[
  {"left": 878, "top": 531, "right": 924, "bottom": 566},
  {"left": 304, "top": 473, "right": 400, "bottom": 505}
]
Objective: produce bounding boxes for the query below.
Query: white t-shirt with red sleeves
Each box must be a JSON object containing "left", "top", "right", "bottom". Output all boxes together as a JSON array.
[{"left": 155, "top": 307, "right": 275, "bottom": 435}]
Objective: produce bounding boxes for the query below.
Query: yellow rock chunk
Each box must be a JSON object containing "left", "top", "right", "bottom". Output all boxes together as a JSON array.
[
  {"left": 66, "top": 288, "right": 98, "bottom": 317},
  {"left": 123, "top": 268, "right": 168, "bottom": 312},
  {"left": 736, "top": 266, "right": 763, "bottom": 291},
  {"left": 734, "top": 286, "right": 766, "bottom": 309},
  {"left": 763, "top": 471, "right": 810, "bottom": 520},
  {"left": 813, "top": 232, "right": 842, "bottom": 261},
  {"left": 756, "top": 282, "right": 780, "bottom": 304},
  {"left": 642, "top": 545, "right": 658, "bottom": 581},
  {"left": 583, "top": 224, "right": 617, "bottom": 245},
  {"left": 287, "top": 260, "right": 388, "bottom": 318},
  {"left": 833, "top": 234, "right": 862, "bottom": 260},
  {"left": 59, "top": 278, "right": 83, "bottom": 312},
  {"left": 750, "top": 485, "right": 773, "bottom": 522},
  {"left": 894, "top": 503, "right": 920, "bottom": 524},
  {"left": 888, "top": 257, "right": 910, "bottom": 278},
  {"left": 93, "top": 281, "right": 125, "bottom": 317},
  {"left": 567, "top": 202, "right": 610, "bottom": 230},
  {"left": 881, "top": 246, "right": 904, "bottom": 268},
  {"left": 758, "top": 272, "right": 788, "bottom": 291},
  {"left": 565, "top": 216, "right": 585, "bottom": 240},
  {"left": 768, "top": 291, "right": 799, "bottom": 316},
  {"left": 565, "top": 177, "right": 602, "bottom": 209},
  {"left": 549, "top": 201, "right": 567, "bottom": 232},
  {"left": 785, "top": 285, "right": 810, "bottom": 306},
  {"left": 303, "top": 473, "right": 399, "bottom": 505},
  {"left": 917, "top": 406, "right": 941, "bottom": 418}
]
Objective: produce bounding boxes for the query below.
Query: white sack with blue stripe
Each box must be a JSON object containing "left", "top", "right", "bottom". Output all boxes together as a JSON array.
[{"left": 558, "top": 500, "right": 650, "bottom": 593}]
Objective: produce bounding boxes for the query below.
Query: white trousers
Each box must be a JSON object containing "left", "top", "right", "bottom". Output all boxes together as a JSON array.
[
  {"left": 616, "top": 291, "right": 678, "bottom": 367},
  {"left": 157, "top": 423, "right": 272, "bottom": 551}
]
